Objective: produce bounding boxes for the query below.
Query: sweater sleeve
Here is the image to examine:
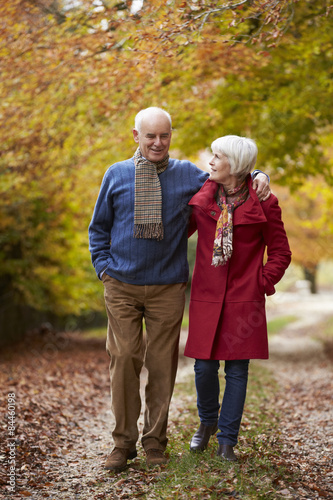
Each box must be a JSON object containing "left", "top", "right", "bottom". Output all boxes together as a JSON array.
[
  {"left": 188, "top": 211, "right": 198, "bottom": 238},
  {"left": 261, "top": 196, "right": 292, "bottom": 295},
  {"left": 252, "top": 169, "right": 270, "bottom": 182},
  {"left": 88, "top": 168, "right": 114, "bottom": 279},
  {"left": 187, "top": 167, "right": 208, "bottom": 237}
]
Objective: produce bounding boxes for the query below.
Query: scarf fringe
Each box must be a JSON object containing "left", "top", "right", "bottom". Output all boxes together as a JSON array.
[{"left": 133, "top": 222, "right": 164, "bottom": 241}]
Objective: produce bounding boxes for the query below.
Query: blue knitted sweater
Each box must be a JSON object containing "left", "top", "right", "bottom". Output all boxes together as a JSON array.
[{"left": 88, "top": 157, "right": 208, "bottom": 285}]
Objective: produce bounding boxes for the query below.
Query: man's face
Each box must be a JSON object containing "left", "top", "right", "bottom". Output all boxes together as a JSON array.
[{"left": 133, "top": 112, "right": 172, "bottom": 162}]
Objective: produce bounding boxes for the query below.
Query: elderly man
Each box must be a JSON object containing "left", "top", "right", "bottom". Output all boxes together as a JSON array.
[{"left": 88, "top": 107, "right": 270, "bottom": 471}]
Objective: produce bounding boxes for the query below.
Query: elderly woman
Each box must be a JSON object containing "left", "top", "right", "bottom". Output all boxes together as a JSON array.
[{"left": 184, "top": 135, "right": 291, "bottom": 461}]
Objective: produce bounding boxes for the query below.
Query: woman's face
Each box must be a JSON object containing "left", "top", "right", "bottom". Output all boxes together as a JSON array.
[{"left": 209, "top": 149, "right": 234, "bottom": 185}]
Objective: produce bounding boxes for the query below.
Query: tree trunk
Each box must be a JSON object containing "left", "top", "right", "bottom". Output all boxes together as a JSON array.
[{"left": 304, "top": 266, "right": 318, "bottom": 294}]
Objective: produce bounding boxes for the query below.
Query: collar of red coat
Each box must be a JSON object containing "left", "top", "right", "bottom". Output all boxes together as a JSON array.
[{"left": 189, "top": 173, "right": 268, "bottom": 225}]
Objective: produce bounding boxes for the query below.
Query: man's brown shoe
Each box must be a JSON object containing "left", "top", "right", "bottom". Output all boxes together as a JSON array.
[
  {"left": 146, "top": 449, "right": 168, "bottom": 466},
  {"left": 104, "top": 447, "right": 137, "bottom": 471}
]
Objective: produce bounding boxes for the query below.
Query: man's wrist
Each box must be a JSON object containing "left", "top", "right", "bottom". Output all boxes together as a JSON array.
[
  {"left": 252, "top": 169, "right": 270, "bottom": 182},
  {"left": 99, "top": 268, "right": 107, "bottom": 280}
]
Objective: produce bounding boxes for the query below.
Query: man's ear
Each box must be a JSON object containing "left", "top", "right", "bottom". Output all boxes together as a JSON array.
[{"left": 133, "top": 129, "right": 139, "bottom": 143}]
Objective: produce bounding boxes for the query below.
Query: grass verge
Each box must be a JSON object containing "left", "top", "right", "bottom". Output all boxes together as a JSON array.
[
  {"left": 267, "top": 315, "right": 298, "bottom": 336},
  {"left": 104, "top": 363, "right": 296, "bottom": 499},
  {"left": 81, "top": 313, "right": 299, "bottom": 339},
  {"left": 314, "top": 315, "right": 333, "bottom": 340},
  {"left": 82, "top": 312, "right": 298, "bottom": 339},
  {"left": 311, "top": 315, "right": 333, "bottom": 361}
]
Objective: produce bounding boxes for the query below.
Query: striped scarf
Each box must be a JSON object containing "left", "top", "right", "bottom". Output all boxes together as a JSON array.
[
  {"left": 133, "top": 147, "right": 169, "bottom": 240},
  {"left": 212, "top": 181, "right": 249, "bottom": 266}
]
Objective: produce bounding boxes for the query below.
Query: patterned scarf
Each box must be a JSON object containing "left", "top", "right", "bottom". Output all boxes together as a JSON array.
[
  {"left": 133, "top": 147, "right": 169, "bottom": 240},
  {"left": 212, "top": 180, "right": 249, "bottom": 267}
]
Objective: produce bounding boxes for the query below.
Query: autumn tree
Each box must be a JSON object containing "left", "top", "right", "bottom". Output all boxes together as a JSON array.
[
  {"left": 171, "top": 0, "right": 333, "bottom": 188},
  {"left": 1, "top": 0, "right": 332, "bottom": 343},
  {"left": 168, "top": 0, "right": 333, "bottom": 295},
  {"left": 273, "top": 180, "right": 333, "bottom": 293}
]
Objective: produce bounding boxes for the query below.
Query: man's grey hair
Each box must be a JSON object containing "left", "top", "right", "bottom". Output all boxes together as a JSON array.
[
  {"left": 134, "top": 107, "right": 172, "bottom": 132},
  {"left": 211, "top": 135, "right": 258, "bottom": 181}
]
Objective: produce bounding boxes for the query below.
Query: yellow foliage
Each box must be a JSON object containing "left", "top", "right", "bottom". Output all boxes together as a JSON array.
[
  {"left": 0, "top": 0, "right": 332, "bottom": 318},
  {"left": 273, "top": 178, "right": 333, "bottom": 271}
]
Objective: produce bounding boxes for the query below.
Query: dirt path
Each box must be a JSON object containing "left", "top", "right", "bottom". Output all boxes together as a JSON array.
[
  {"left": 262, "top": 290, "right": 333, "bottom": 499},
  {"left": 1, "top": 290, "right": 332, "bottom": 499}
]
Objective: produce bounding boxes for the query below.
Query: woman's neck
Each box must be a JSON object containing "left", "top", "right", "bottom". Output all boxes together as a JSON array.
[{"left": 221, "top": 178, "right": 240, "bottom": 193}]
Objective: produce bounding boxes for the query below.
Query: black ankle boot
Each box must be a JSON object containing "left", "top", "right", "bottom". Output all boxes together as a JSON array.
[
  {"left": 190, "top": 421, "right": 218, "bottom": 451},
  {"left": 217, "top": 443, "right": 237, "bottom": 461}
]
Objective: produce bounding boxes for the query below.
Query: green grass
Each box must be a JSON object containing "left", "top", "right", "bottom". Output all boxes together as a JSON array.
[
  {"left": 80, "top": 303, "right": 298, "bottom": 339},
  {"left": 104, "top": 363, "right": 296, "bottom": 499},
  {"left": 319, "top": 316, "right": 333, "bottom": 339},
  {"left": 182, "top": 306, "right": 189, "bottom": 329},
  {"left": 80, "top": 310, "right": 190, "bottom": 336},
  {"left": 311, "top": 315, "right": 333, "bottom": 347},
  {"left": 81, "top": 326, "right": 106, "bottom": 338},
  {"left": 84, "top": 314, "right": 332, "bottom": 341},
  {"left": 267, "top": 315, "right": 297, "bottom": 336}
]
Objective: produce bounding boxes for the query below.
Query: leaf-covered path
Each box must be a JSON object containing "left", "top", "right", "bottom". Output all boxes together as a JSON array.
[
  {"left": 262, "top": 291, "right": 333, "bottom": 499},
  {"left": 0, "top": 291, "right": 332, "bottom": 499}
]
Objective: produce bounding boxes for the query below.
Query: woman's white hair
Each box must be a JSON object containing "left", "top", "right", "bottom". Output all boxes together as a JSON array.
[
  {"left": 134, "top": 107, "right": 172, "bottom": 132},
  {"left": 211, "top": 135, "right": 258, "bottom": 181}
]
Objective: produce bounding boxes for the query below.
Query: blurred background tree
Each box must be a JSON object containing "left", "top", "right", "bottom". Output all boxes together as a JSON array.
[
  {"left": 1, "top": 0, "right": 332, "bottom": 344},
  {"left": 273, "top": 179, "right": 333, "bottom": 294}
]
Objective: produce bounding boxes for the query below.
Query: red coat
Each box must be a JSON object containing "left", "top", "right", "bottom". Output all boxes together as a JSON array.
[{"left": 184, "top": 175, "right": 292, "bottom": 361}]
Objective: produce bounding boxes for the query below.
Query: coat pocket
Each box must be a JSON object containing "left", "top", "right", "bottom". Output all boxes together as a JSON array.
[{"left": 258, "top": 269, "right": 266, "bottom": 296}]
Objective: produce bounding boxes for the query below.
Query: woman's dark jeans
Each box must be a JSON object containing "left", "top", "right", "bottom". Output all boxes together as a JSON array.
[{"left": 194, "top": 358, "right": 250, "bottom": 446}]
